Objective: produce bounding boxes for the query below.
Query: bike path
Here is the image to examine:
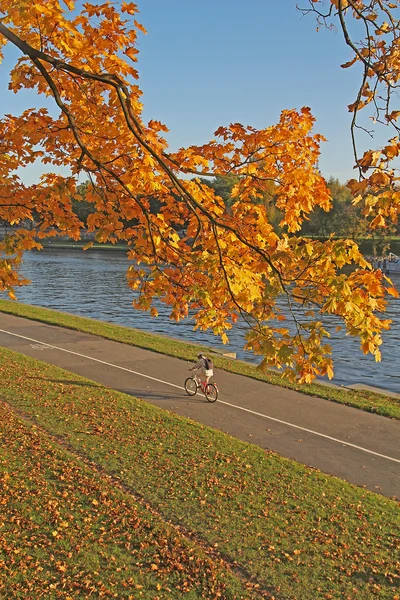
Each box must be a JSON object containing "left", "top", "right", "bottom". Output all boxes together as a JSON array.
[{"left": 0, "top": 312, "right": 399, "bottom": 499}]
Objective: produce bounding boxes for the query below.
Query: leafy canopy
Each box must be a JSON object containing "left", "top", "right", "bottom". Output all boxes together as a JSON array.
[{"left": 0, "top": 0, "right": 399, "bottom": 383}]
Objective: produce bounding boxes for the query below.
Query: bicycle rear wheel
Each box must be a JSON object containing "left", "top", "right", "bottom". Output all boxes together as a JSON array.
[
  {"left": 205, "top": 383, "right": 218, "bottom": 402},
  {"left": 184, "top": 377, "right": 198, "bottom": 396}
]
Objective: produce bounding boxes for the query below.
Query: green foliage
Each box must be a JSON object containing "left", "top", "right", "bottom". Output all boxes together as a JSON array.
[
  {"left": 201, "top": 174, "right": 283, "bottom": 230},
  {"left": 300, "top": 178, "right": 364, "bottom": 238},
  {"left": 71, "top": 181, "right": 96, "bottom": 225},
  {"left": 199, "top": 175, "right": 239, "bottom": 209},
  {"left": 199, "top": 176, "right": 397, "bottom": 239}
]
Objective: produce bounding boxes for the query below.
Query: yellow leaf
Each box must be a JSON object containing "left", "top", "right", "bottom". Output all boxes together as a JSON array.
[
  {"left": 370, "top": 214, "right": 386, "bottom": 228},
  {"left": 386, "top": 287, "right": 399, "bottom": 298},
  {"left": 383, "top": 144, "right": 399, "bottom": 160}
]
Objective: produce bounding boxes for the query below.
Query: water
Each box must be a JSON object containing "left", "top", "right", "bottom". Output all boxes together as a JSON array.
[{"left": 2, "top": 247, "right": 400, "bottom": 394}]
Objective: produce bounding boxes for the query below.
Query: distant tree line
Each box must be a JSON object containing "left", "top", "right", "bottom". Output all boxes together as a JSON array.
[
  {"left": 200, "top": 175, "right": 399, "bottom": 239},
  {"left": 71, "top": 176, "right": 400, "bottom": 240}
]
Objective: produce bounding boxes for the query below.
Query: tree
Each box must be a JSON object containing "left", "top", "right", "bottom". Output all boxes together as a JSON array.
[
  {"left": 300, "top": 178, "right": 366, "bottom": 239},
  {"left": 71, "top": 181, "right": 96, "bottom": 225},
  {"left": 199, "top": 175, "right": 239, "bottom": 211},
  {"left": 0, "top": 0, "right": 399, "bottom": 384},
  {"left": 201, "top": 175, "right": 283, "bottom": 229}
]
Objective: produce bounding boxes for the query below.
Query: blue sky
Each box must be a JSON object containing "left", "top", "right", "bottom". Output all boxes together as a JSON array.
[{"left": 0, "top": 0, "right": 386, "bottom": 184}]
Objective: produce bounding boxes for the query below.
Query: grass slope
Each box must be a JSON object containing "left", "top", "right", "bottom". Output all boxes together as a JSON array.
[
  {"left": 0, "top": 300, "right": 399, "bottom": 419},
  {"left": 0, "top": 347, "right": 398, "bottom": 599},
  {"left": 0, "top": 402, "right": 251, "bottom": 599}
]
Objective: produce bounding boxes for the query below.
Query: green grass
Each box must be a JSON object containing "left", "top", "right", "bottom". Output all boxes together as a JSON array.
[
  {"left": 0, "top": 347, "right": 399, "bottom": 599},
  {"left": 0, "top": 299, "right": 399, "bottom": 420},
  {"left": 39, "top": 240, "right": 128, "bottom": 250}
]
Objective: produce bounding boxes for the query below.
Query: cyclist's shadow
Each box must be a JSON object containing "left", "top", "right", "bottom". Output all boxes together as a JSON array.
[{"left": 118, "top": 388, "right": 205, "bottom": 403}]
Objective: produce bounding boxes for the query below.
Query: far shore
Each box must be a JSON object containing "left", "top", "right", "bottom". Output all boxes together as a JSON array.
[
  {"left": 38, "top": 240, "right": 128, "bottom": 251},
  {"left": 35, "top": 236, "right": 400, "bottom": 254}
]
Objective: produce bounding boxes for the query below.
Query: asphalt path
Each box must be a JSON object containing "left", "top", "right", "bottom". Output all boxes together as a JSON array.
[{"left": 0, "top": 312, "right": 399, "bottom": 499}]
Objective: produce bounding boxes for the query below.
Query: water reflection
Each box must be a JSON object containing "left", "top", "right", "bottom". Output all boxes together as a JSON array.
[{"left": 2, "top": 247, "right": 399, "bottom": 394}]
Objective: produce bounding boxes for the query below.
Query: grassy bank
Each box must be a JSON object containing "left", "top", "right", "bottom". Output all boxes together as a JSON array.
[
  {"left": 0, "top": 400, "right": 250, "bottom": 599},
  {"left": 38, "top": 240, "right": 128, "bottom": 250},
  {"left": 0, "top": 299, "right": 399, "bottom": 420},
  {"left": 0, "top": 347, "right": 399, "bottom": 599}
]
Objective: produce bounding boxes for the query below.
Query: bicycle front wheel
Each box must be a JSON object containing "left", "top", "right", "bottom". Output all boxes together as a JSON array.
[
  {"left": 205, "top": 383, "right": 218, "bottom": 403},
  {"left": 184, "top": 377, "right": 198, "bottom": 396}
]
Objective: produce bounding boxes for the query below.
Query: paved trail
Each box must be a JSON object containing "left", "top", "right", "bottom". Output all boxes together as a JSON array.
[{"left": 0, "top": 312, "right": 398, "bottom": 499}]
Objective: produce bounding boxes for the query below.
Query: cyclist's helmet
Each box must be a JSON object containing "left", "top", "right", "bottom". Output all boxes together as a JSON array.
[{"left": 198, "top": 353, "right": 205, "bottom": 358}]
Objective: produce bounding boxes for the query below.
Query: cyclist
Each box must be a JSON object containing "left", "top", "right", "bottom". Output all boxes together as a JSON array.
[{"left": 190, "top": 352, "right": 214, "bottom": 385}]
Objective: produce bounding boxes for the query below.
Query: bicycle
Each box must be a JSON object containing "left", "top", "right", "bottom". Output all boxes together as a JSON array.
[{"left": 184, "top": 374, "right": 219, "bottom": 402}]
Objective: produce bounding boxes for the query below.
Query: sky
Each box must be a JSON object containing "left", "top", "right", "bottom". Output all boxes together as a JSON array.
[{"left": 0, "top": 0, "right": 390, "bottom": 184}]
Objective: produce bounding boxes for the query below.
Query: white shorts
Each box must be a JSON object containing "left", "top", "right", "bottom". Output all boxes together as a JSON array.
[{"left": 196, "top": 368, "right": 213, "bottom": 380}]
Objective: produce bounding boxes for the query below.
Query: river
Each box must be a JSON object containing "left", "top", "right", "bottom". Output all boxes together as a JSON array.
[{"left": 1, "top": 247, "right": 400, "bottom": 394}]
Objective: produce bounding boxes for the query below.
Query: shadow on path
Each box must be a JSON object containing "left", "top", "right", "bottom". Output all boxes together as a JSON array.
[{"left": 119, "top": 388, "right": 206, "bottom": 403}]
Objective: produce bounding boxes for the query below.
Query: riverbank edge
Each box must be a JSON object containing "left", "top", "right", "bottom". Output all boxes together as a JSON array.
[
  {"left": 0, "top": 299, "right": 399, "bottom": 420},
  {"left": 39, "top": 241, "right": 128, "bottom": 250},
  {"left": 31, "top": 236, "right": 400, "bottom": 248}
]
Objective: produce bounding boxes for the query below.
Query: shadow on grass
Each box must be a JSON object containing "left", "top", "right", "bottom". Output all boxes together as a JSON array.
[
  {"left": 25, "top": 376, "right": 205, "bottom": 403},
  {"left": 352, "top": 569, "right": 398, "bottom": 590},
  {"left": 26, "top": 376, "right": 105, "bottom": 389}
]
